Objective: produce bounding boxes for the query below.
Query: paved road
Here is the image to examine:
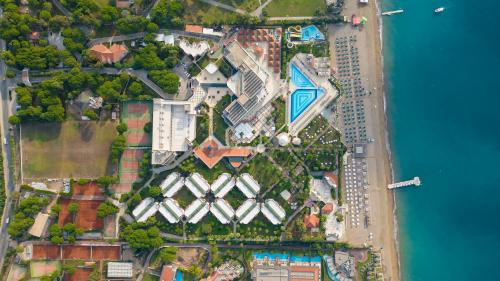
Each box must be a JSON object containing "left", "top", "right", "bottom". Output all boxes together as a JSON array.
[{"left": 0, "top": 37, "right": 16, "bottom": 271}]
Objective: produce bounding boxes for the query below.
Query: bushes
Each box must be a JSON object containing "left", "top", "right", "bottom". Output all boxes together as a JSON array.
[
  {"left": 110, "top": 135, "right": 126, "bottom": 164},
  {"left": 8, "top": 196, "right": 50, "bottom": 239},
  {"left": 97, "top": 202, "right": 119, "bottom": 218},
  {"left": 148, "top": 70, "right": 179, "bottom": 94}
]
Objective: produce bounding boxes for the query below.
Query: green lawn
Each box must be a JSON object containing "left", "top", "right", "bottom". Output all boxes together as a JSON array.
[
  {"left": 264, "top": 0, "right": 326, "bottom": 17},
  {"left": 184, "top": 0, "right": 241, "bottom": 25},
  {"left": 241, "top": 154, "right": 281, "bottom": 188},
  {"left": 217, "top": 0, "right": 261, "bottom": 12}
]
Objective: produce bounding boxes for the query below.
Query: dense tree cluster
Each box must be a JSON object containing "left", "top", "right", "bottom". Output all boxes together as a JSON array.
[
  {"left": 2, "top": 43, "right": 72, "bottom": 70},
  {"left": 96, "top": 202, "right": 118, "bottom": 218},
  {"left": 120, "top": 218, "right": 163, "bottom": 251},
  {"left": 148, "top": 70, "right": 179, "bottom": 94},
  {"left": 158, "top": 247, "right": 177, "bottom": 263},
  {"left": 110, "top": 135, "right": 126, "bottom": 164},
  {"left": 7, "top": 196, "right": 50, "bottom": 239},
  {"left": 49, "top": 223, "right": 84, "bottom": 244},
  {"left": 150, "top": 0, "right": 184, "bottom": 28}
]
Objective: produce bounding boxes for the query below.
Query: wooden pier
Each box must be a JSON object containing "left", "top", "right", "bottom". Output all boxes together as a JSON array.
[{"left": 388, "top": 177, "right": 421, "bottom": 190}]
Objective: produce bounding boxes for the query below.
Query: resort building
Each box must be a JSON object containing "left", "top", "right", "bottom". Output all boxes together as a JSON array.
[
  {"left": 89, "top": 44, "right": 128, "bottom": 64},
  {"left": 222, "top": 41, "right": 282, "bottom": 142},
  {"left": 251, "top": 253, "right": 321, "bottom": 281},
  {"left": 236, "top": 199, "right": 260, "bottom": 224},
  {"left": 132, "top": 197, "right": 159, "bottom": 222},
  {"left": 107, "top": 262, "right": 133, "bottom": 279},
  {"left": 304, "top": 214, "right": 320, "bottom": 229},
  {"left": 236, "top": 28, "right": 283, "bottom": 74},
  {"left": 158, "top": 198, "right": 184, "bottom": 224},
  {"left": 184, "top": 198, "right": 210, "bottom": 224},
  {"left": 261, "top": 199, "right": 286, "bottom": 225},
  {"left": 179, "top": 39, "right": 210, "bottom": 58},
  {"left": 324, "top": 172, "right": 339, "bottom": 188},
  {"left": 160, "top": 265, "right": 180, "bottom": 281},
  {"left": 185, "top": 173, "right": 210, "bottom": 198},
  {"left": 236, "top": 174, "right": 261, "bottom": 199},
  {"left": 287, "top": 54, "right": 339, "bottom": 135},
  {"left": 210, "top": 199, "right": 235, "bottom": 224},
  {"left": 194, "top": 136, "right": 252, "bottom": 169},
  {"left": 160, "top": 172, "right": 185, "bottom": 197},
  {"left": 151, "top": 98, "right": 197, "bottom": 165},
  {"left": 210, "top": 173, "right": 235, "bottom": 198},
  {"left": 155, "top": 33, "right": 175, "bottom": 45}
]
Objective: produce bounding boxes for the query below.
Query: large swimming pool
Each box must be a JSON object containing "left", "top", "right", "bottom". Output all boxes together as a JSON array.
[
  {"left": 289, "top": 63, "right": 324, "bottom": 123},
  {"left": 174, "top": 270, "right": 183, "bottom": 281},
  {"left": 301, "top": 25, "right": 325, "bottom": 41}
]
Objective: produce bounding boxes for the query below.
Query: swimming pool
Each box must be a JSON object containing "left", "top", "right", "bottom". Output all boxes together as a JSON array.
[
  {"left": 174, "top": 270, "right": 183, "bottom": 281},
  {"left": 290, "top": 255, "right": 322, "bottom": 262},
  {"left": 289, "top": 63, "right": 324, "bottom": 123},
  {"left": 301, "top": 25, "right": 325, "bottom": 41},
  {"left": 253, "top": 252, "right": 290, "bottom": 261},
  {"left": 291, "top": 63, "right": 314, "bottom": 88}
]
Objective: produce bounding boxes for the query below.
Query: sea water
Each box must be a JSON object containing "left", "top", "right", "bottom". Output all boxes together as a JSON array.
[{"left": 382, "top": 0, "right": 500, "bottom": 280}]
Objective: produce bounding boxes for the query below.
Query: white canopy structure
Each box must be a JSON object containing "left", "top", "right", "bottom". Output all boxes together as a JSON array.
[
  {"left": 261, "top": 199, "right": 285, "bottom": 225},
  {"left": 158, "top": 198, "right": 184, "bottom": 224},
  {"left": 132, "top": 197, "right": 159, "bottom": 222},
  {"left": 236, "top": 173, "right": 261, "bottom": 198},
  {"left": 161, "top": 172, "right": 185, "bottom": 197},
  {"left": 185, "top": 173, "right": 210, "bottom": 198},
  {"left": 184, "top": 199, "right": 210, "bottom": 224},
  {"left": 211, "top": 173, "right": 235, "bottom": 198},
  {"left": 235, "top": 199, "right": 260, "bottom": 224},
  {"left": 210, "top": 199, "right": 235, "bottom": 224}
]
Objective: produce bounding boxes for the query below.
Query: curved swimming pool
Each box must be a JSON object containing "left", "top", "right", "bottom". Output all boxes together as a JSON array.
[{"left": 301, "top": 25, "right": 325, "bottom": 41}]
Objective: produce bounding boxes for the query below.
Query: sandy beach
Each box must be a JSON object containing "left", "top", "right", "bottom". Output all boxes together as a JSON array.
[{"left": 328, "top": 1, "right": 400, "bottom": 280}]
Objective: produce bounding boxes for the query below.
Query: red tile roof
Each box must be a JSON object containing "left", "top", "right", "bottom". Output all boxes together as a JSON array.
[
  {"left": 304, "top": 214, "right": 320, "bottom": 228},
  {"left": 160, "top": 266, "right": 175, "bottom": 281},
  {"left": 290, "top": 266, "right": 320, "bottom": 281},
  {"left": 185, "top": 24, "right": 203, "bottom": 33},
  {"left": 324, "top": 172, "right": 338, "bottom": 187},
  {"left": 89, "top": 44, "right": 128, "bottom": 64},
  {"left": 322, "top": 203, "right": 334, "bottom": 215},
  {"left": 194, "top": 137, "right": 252, "bottom": 169}
]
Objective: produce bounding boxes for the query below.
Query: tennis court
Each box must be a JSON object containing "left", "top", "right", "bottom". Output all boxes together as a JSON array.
[
  {"left": 113, "top": 149, "right": 147, "bottom": 193},
  {"left": 121, "top": 101, "right": 153, "bottom": 147},
  {"left": 30, "top": 261, "right": 61, "bottom": 278}
]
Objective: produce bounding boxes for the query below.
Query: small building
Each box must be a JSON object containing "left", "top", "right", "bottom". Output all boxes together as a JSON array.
[
  {"left": 184, "top": 199, "right": 209, "bottom": 224},
  {"left": 185, "top": 24, "right": 203, "bottom": 33},
  {"left": 322, "top": 203, "right": 334, "bottom": 215},
  {"left": 132, "top": 197, "right": 159, "bottom": 222},
  {"left": 211, "top": 173, "right": 235, "bottom": 198},
  {"left": 236, "top": 199, "right": 260, "bottom": 224},
  {"left": 185, "top": 173, "right": 210, "bottom": 198},
  {"left": 304, "top": 214, "right": 320, "bottom": 228},
  {"left": 236, "top": 174, "right": 261, "bottom": 199},
  {"left": 156, "top": 33, "right": 175, "bottom": 45},
  {"left": 261, "top": 199, "right": 286, "bottom": 225},
  {"left": 280, "top": 190, "right": 291, "bottom": 201},
  {"left": 89, "top": 44, "right": 128, "bottom": 64},
  {"left": 179, "top": 39, "right": 210, "bottom": 58},
  {"left": 193, "top": 137, "right": 252, "bottom": 169},
  {"left": 160, "top": 172, "right": 184, "bottom": 197},
  {"left": 28, "top": 213, "right": 50, "bottom": 238},
  {"left": 210, "top": 199, "right": 235, "bottom": 224},
  {"left": 158, "top": 198, "right": 184, "bottom": 224},
  {"left": 107, "top": 262, "right": 133, "bottom": 279},
  {"left": 324, "top": 172, "right": 338, "bottom": 188}
]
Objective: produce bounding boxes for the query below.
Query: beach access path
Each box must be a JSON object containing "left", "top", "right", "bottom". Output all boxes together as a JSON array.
[{"left": 328, "top": 1, "right": 400, "bottom": 280}]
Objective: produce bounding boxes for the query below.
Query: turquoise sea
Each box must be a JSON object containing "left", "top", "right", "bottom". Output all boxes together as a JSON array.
[{"left": 382, "top": 0, "right": 500, "bottom": 280}]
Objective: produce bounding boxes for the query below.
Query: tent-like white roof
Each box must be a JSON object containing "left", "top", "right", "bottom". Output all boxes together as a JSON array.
[
  {"left": 161, "top": 172, "right": 184, "bottom": 197},
  {"left": 158, "top": 198, "right": 184, "bottom": 223},
  {"left": 210, "top": 199, "right": 234, "bottom": 224},
  {"left": 184, "top": 199, "right": 209, "bottom": 224},
  {"left": 261, "top": 199, "right": 285, "bottom": 225},
  {"left": 132, "top": 197, "right": 157, "bottom": 221},
  {"left": 235, "top": 199, "right": 260, "bottom": 224},
  {"left": 211, "top": 173, "right": 235, "bottom": 198},
  {"left": 236, "top": 173, "right": 260, "bottom": 198},
  {"left": 185, "top": 173, "right": 210, "bottom": 198}
]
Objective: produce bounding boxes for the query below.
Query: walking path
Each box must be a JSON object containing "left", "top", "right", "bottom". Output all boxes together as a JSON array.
[
  {"left": 251, "top": 0, "right": 273, "bottom": 17},
  {"left": 268, "top": 16, "right": 316, "bottom": 21}
]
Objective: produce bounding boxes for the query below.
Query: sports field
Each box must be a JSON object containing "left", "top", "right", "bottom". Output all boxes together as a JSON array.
[
  {"left": 21, "top": 121, "right": 118, "bottom": 181},
  {"left": 30, "top": 261, "right": 61, "bottom": 278},
  {"left": 64, "top": 268, "right": 93, "bottom": 281},
  {"left": 263, "top": 0, "right": 326, "bottom": 17},
  {"left": 32, "top": 244, "right": 121, "bottom": 260},
  {"left": 58, "top": 198, "right": 104, "bottom": 230},
  {"left": 122, "top": 101, "right": 152, "bottom": 147},
  {"left": 72, "top": 182, "right": 103, "bottom": 196},
  {"left": 113, "top": 148, "right": 147, "bottom": 193}
]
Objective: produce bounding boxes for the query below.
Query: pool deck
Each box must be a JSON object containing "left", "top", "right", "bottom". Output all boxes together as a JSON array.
[{"left": 286, "top": 54, "right": 339, "bottom": 135}]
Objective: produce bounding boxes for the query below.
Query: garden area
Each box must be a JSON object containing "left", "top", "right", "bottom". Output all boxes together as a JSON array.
[
  {"left": 240, "top": 154, "right": 281, "bottom": 188},
  {"left": 263, "top": 0, "right": 326, "bottom": 17}
]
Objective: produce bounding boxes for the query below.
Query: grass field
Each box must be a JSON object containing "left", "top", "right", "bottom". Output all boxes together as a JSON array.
[
  {"left": 184, "top": 0, "right": 241, "bottom": 25},
  {"left": 30, "top": 261, "right": 61, "bottom": 278},
  {"left": 217, "top": 0, "right": 260, "bottom": 12},
  {"left": 21, "top": 121, "right": 118, "bottom": 181},
  {"left": 264, "top": 0, "right": 326, "bottom": 17}
]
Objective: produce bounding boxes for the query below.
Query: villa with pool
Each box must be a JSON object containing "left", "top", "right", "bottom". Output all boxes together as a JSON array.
[{"left": 287, "top": 53, "right": 339, "bottom": 135}]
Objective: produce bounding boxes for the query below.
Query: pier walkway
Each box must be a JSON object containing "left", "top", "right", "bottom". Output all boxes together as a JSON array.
[{"left": 388, "top": 177, "right": 421, "bottom": 189}]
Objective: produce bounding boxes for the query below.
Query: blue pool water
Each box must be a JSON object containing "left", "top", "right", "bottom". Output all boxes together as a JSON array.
[
  {"left": 290, "top": 63, "right": 314, "bottom": 87},
  {"left": 290, "top": 255, "right": 321, "bottom": 262},
  {"left": 289, "top": 63, "right": 324, "bottom": 122},
  {"left": 174, "top": 270, "right": 183, "bottom": 281},
  {"left": 301, "top": 25, "right": 325, "bottom": 41},
  {"left": 253, "top": 252, "right": 290, "bottom": 260}
]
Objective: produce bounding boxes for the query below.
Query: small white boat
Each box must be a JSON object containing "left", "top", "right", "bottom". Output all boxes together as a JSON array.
[{"left": 434, "top": 7, "right": 445, "bottom": 13}]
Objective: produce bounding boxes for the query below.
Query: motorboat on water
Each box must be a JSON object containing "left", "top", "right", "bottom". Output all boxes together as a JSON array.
[{"left": 434, "top": 7, "right": 445, "bottom": 13}]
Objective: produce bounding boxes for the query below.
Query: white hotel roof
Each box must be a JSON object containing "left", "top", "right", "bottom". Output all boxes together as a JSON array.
[
  {"left": 236, "top": 199, "right": 260, "bottom": 224},
  {"left": 185, "top": 173, "right": 210, "bottom": 198},
  {"left": 211, "top": 173, "right": 235, "bottom": 198},
  {"left": 210, "top": 199, "right": 234, "bottom": 224},
  {"left": 161, "top": 172, "right": 184, "bottom": 197},
  {"left": 137, "top": 202, "right": 159, "bottom": 223},
  {"left": 261, "top": 199, "right": 285, "bottom": 225},
  {"left": 236, "top": 174, "right": 260, "bottom": 198},
  {"left": 185, "top": 199, "right": 210, "bottom": 224},
  {"left": 152, "top": 99, "right": 197, "bottom": 164},
  {"left": 158, "top": 198, "right": 184, "bottom": 223}
]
